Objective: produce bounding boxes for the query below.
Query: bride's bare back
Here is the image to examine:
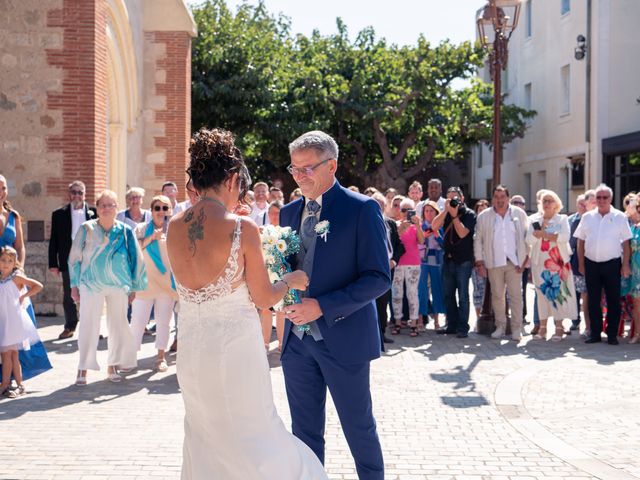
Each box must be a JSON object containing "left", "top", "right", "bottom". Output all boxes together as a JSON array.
[{"left": 167, "top": 202, "right": 307, "bottom": 309}]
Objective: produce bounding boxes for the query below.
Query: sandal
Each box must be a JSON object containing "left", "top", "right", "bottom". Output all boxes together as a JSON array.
[
  {"left": 107, "top": 372, "right": 122, "bottom": 383},
  {"left": 409, "top": 327, "right": 419, "bottom": 337},
  {"left": 1, "top": 387, "right": 17, "bottom": 399},
  {"left": 391, "top": 326, "right": 402, "bottom": 335},
  {"left": 533, "top": 326, "right": 546, "bottom": 340},
  {"left": 551, "top": 327, "right": 564, "bottom": 342},
  {"left": 155, "top": 359, "right": 168, "bottom": 372},
  {"left": 75, "top": 372, "right": 87, "bottom": 386}
]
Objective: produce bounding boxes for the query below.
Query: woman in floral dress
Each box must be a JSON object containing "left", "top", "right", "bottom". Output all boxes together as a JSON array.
[
  {"left": 626, "top": 196, "right": 640, "bottom": 343},
  {"left": 526, "top": 190, "right": 577, "bottom": 341}
]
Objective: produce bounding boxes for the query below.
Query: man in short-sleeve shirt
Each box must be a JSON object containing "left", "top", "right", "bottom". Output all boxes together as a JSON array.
[{"left": 574, "top": 184, "right": 632, "bottom": 345}]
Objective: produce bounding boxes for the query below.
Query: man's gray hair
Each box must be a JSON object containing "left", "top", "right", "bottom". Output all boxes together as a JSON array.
[
  {"left": 594, "top": 183, "right": 613, "bottom": 197},
  {"left": 289, "top": 131, "right": 339, "bottom": 161}
]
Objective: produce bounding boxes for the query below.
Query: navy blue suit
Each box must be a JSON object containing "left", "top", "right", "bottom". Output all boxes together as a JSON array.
[{"left": 280, "top": 181, "right": 391, "bottom": 480}]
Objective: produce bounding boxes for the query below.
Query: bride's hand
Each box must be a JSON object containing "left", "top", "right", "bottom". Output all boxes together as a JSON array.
[{"left": 283, "top": 270, "right": 309, "bottom": 291}]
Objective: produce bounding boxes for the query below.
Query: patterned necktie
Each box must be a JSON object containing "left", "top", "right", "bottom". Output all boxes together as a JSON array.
[{"left": 302, "top": 200, "right": 320, "bottom": 250}]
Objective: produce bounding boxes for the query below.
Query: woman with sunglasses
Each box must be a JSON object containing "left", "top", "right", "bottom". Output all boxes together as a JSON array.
[{"left": 130, "top": 195, "right": 177, "bottom": 371}]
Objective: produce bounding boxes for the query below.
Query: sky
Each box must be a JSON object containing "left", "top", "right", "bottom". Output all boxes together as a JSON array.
[{"left": 186, "top": 0, "right": 481, "bottom": 47}]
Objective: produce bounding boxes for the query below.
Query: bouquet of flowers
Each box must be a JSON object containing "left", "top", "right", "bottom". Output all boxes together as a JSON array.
[{"left": 260, "top": 225, "right": 302, "bottom": 311}]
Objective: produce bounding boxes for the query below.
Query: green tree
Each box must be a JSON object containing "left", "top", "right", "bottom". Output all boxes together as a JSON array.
[{"left": 190, "top": 1, "right": 536, "bottom": 191}]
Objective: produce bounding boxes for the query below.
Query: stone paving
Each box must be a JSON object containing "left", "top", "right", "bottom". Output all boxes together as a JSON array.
[{"left": 2, "top": 291, "right": 640, "bottom": 480}]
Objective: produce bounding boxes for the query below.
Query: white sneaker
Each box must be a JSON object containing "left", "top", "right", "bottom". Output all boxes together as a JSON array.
[{"left": 491, "top": 327, "right": 505, "bottom": 339}]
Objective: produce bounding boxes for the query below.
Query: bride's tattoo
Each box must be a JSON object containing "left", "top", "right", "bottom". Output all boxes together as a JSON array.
[{"left": 186, "top": 208, "right": 206, "bottom": 255}]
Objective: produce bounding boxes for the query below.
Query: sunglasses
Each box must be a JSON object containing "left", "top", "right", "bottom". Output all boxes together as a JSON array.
[
  {"left": 153, "top": 205, "right": 170, "bottom": 212},
  {"left": 511, "top": 201, "right": 525, "bottom": 206},
  {"left": 70, "top": 190, "right": 84, "bottom": 196},
  {"left": 400, "top": 208, "right": 409, "bottom": 213}
]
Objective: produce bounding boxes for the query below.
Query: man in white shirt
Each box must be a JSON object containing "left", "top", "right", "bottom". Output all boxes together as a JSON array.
[
  {"left": 417, "top": 178, "right": 446, "bottom": 219},
  {"left": 162, "top": 181, "right": 179, "bottom": 210},
  {"left": 249, "top": 182, "right": 270, "bottom": 226},
  {"left": 574, "top": 184, "right": 632, "bottom": 345},
  {"left": 48, "top": 180, "right": 97, "bottom": 339},
  {"left": 474, "top": 185, "right": 529, "bottom": 341}
]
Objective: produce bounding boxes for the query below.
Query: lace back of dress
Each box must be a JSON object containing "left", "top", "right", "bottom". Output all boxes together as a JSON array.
[{"left": 176, "top": 217, "right": 244, "bottom": 304}]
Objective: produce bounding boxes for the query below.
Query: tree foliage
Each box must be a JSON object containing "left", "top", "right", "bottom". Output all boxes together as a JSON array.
[{"left": 191, "top": 0, "right": 536, "bottom": 190}]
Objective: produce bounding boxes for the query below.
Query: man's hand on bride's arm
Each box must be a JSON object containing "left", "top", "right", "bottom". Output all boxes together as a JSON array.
[{"left": 285, "top": 299, "right": 322, "bottom": 325}]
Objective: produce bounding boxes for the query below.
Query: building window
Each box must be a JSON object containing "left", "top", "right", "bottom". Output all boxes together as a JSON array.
[
  {"left": 537, "top": 170, "right": 546, "bottom": 191},
  {"left": 570, "top": 156, "right": 585, "bottom": 188},
  {"left": 560, "top": 64, "right": 570, "bottom": 115},
  {"left": 561, "top": 0, "right": 570, "bottom": 15},
  {"left": 524, "top": 173, "right": 532, "bottom": 210},
  {"left": 524, "top": 82, "right": 532, "bottom": 110},
  {"left": 525, "top": 0, "right": 532, "bottom": 38},
  {"left": 477, "top": 144, "right": 483, "bottom": 168}
]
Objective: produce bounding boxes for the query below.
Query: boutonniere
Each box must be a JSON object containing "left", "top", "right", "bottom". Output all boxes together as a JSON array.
[
  {"left": 314, "top": 220, "right": 330, "bottom": 242},
  {"left": 87, "top": 210, "right": 95, "bottom": 218}
]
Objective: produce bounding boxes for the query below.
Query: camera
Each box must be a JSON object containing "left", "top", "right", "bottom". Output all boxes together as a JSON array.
[
  {"left": 450, "top": 197, "right": 460, "bottom": 208},
  {"left": 406, "top": 209, "right": 416, "bottom": 220}
]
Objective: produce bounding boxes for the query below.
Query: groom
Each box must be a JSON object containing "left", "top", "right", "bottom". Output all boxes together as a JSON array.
[{"left": 280, "top": 131, "right": 390, "bottom": 480}]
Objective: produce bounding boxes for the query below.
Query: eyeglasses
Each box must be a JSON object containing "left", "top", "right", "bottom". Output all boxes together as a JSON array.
[
  {"left": 69, "top": 190, "right": 85, "bottom": 196},
  {"left": 392, "top": 203, "right": 401, "bottom": 208},
  {"left": 511, "top": 201, "right": 525, "bottom": 206},
  {"left": 98, "top": 203, "right": 117, "bottom": 209},
  {"left": 542, "top": 199, "right": 555, "bottom": 204},
  {"left": 153, "top": 205, "right": 170, "bottom": 212},
  {"left": 286, "top": 158, "right": 333, "bottom": 177},
  {"left": 400, "top": 208, "right": 409, "bottom": 213},
  {"left": 596, "top": 195, "right": 610, "bottom": 200}
]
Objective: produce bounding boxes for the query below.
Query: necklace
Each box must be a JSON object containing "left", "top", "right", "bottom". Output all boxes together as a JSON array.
[{"left": 200, "top": 196, "right": 228, "bottom": 211}]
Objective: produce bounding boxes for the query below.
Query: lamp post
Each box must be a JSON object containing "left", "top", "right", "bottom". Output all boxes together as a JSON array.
[{"left": 475, "top": 0, "right": 521, "bottom": 335}]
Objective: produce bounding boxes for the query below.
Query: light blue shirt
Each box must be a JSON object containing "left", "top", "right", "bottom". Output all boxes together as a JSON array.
[{"left": 68, "top": 220, "right": 147, "bottom": 293}]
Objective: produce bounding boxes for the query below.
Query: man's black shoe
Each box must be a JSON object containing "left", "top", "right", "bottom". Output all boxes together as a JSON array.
[
  {"left": 456, "top": 332, "right": 468, "bottom": 338},
  {"left": 607, "top": 337, "right": 619, "bottom": 345},
  {"left": 436, "top": 329, "right": 456, "bottom": 335},
  {"left": 382, "top": 336, "right": 395, "bottom": 344},
  {"left": 585, "top": 337, "right": 601, "bottom": 344}
]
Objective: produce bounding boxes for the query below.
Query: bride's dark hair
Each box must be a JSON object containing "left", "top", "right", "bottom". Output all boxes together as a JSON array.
[{"left": 187, "top": 128, "right": 251, "bottom": 200}]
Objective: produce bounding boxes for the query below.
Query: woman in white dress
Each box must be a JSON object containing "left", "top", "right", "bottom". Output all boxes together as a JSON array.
[{"left": 166, "top": 127, "right": 328, "bottom": 480}]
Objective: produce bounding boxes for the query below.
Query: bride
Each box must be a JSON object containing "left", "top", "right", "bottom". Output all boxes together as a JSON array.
[{"left": 166, "top": 128, "right": 328, "bottom": 479}]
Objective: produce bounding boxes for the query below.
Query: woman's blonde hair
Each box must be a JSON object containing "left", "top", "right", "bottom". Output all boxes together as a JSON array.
[
  {"left": 125, "top": 187, "right": 145, "bottom": 200},
  {"left": 537, "top": 189, "right": 563, "bottom": 214},
  {"left": 96, "top": 190, "right": 118, "bottom": 207},
  {"left": 0, "top": 246, "right": 22, "bottom": 272}
]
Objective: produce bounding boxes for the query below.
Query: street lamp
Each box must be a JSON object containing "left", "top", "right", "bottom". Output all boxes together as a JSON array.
[
  {"left": 476, "top": 0, "right": 521, "bottom": 188},
  {"left": 475, "top": 0, "right": 521, "bottom": 335}
]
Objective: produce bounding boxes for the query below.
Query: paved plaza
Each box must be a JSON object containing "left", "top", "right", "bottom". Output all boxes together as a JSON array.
[{"left": 2, "top": 288, "right": 640, "bottom": 480}]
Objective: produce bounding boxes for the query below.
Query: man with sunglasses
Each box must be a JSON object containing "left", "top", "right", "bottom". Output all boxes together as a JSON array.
[
  {"left": 574, "top": 184, "right": 632, "bottom": 345},
  {"left": 49, "top": 180, "right": 97, "bottom": 339},
  {"left": 279, "top": 130, "right": 390, "bottom": 480}
]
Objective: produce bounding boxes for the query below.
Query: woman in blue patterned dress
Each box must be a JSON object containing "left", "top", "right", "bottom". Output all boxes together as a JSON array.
[
  {"left": 69, "top": 190, "right": 146, "bottom": 385},
  {"left": 626, "top": 199, "right": 640, "bottom": 344},
  {"left": 0, "top": 175, "right": 51, "bottom": 385}
]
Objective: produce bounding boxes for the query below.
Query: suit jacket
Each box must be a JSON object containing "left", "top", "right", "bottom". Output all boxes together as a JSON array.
[
  {"left": 473, "top": 205, "right": 529, "bottom": 269},
  {"left": 280, "top": 181, "right": 391, "bottom": 365},
  {"left": 49, "top": 203, "right": 97, "bottom": 271}
]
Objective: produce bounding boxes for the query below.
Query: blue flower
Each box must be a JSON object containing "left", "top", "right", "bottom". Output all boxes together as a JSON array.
[{"left": 539, "top": 270, "right": 561, "bottom": 307}]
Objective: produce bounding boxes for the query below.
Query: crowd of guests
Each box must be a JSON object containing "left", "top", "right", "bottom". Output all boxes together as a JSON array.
[{"left": 0, "top": 168, "right": 639, "bottom": 395}]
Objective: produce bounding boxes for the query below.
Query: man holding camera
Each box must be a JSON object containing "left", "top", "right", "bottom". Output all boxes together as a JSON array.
[{"left": 431, "top": 186, "right": 476, "bottom": 338}]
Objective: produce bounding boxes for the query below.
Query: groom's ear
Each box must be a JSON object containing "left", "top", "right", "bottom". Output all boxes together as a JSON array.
[{"left": 328, "top": 159, "right": 338, "bottom": 174}]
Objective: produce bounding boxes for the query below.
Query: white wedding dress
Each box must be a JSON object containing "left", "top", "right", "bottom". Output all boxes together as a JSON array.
[{"left": 175, "top": 218, "right": 328, "bottom": 480}]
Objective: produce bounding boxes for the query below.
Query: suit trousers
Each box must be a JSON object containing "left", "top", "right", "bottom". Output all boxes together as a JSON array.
[
  {"left": 375, "top": 289, "right": 391, "bottom": 337},
  {"left": 487, "top": 262, "right": 523, "bottom": 332},
  {"left": 585, "top": 257, "right": 621, "bottom": 339},
  {"left": 281, "top": 333, "right": 384, "bottom": 480},
  {"left": 77, "top": 286, "right": 137, "bottom": 371},
  {"left": 130, "top": 297, "right": 175, "bottom": 352},
  {"left": 61, "top": 270, "right": 79, "bottom": 331}
]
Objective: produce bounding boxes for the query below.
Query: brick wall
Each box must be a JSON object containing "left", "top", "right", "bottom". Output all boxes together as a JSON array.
[
  {"left": 143, "top": 31, "right": 192, "bottom": 195},
  {"left": 46, "top": 0, "right": 108, "bottom": 203}
]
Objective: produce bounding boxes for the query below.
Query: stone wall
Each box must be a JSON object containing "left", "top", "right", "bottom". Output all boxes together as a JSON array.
[{"left": 25, "top": 241, "right": 64, "bottom": 316}]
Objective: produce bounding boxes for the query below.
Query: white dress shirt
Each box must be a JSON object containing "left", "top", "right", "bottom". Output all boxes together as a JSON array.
[
  {"left": 493, "top": 207, "right": 518, "bottom": 267},
  {"left": 573, "top": 207, "right": 632, "bottom": 262},
  {"left": 249, "top": 202, "right": 270, "bottom": 226},
  {"left": 71, "top": 207, "right": 85, "bottom": 240}
]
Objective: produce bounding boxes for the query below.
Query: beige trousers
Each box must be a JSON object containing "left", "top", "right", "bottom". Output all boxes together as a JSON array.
[{"left": 487, "top": 262, "right": 523, "bottom": 332}]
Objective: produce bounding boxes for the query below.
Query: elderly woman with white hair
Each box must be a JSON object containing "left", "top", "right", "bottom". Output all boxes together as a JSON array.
[
  {"left": 69, "top": 190, "right": 147, "bottom": 385},
  {"left": 117, "top": 187, "right": 152, "bottom": 229},
  {"left": 526, "top": 189, "right": 577, "bottom": 341}
]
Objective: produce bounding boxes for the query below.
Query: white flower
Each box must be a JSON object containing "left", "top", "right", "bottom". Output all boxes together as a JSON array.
[
  {"left": 265, "top": 254, "right": 275, "bottom": 265},
  {"left": 263, "top": 234, "right": 277, "bottom": 246},
  {"left": 276, "top": 240, "right": 287, "bottom": 252},
  {"left": 268, "top": 270, "right": 281, "bottom": 283},
  {"left": 315, "top": 220, "right": 330, "bottom": 234}
]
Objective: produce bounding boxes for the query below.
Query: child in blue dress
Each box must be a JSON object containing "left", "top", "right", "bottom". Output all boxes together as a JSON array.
[{"left": 0, "top": 246, "right": 49, "bottom": 398}]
